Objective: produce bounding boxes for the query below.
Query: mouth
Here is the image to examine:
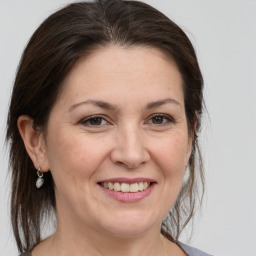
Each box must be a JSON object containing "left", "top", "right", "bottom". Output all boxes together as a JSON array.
[
  {"left": 97, "top": 178, "right": 156, "bottom": 202},
  {"left": 99, "top": 181, "right": 152, "bottom": 193}
]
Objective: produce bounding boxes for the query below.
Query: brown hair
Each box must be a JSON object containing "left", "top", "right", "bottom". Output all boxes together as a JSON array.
[{"left": 6, "top": 0, "right": 204, "bottom": 253}]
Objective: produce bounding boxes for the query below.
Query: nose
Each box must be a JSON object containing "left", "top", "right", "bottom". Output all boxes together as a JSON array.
[{"left": 110, "top": 125, "right": 150, "bottom": 169}]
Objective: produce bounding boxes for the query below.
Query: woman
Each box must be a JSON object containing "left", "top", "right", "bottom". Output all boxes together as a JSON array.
[{"left": 6, "top": 0, "right": 211, "bottom": 255}]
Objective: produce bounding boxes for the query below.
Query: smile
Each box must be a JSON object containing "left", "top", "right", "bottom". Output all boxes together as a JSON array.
[
  {"left": 100, "top": 182, "right": 151, "bottom": 193},
  {"left": 98, "top": 178, "right": 156, "bottom": 202}
]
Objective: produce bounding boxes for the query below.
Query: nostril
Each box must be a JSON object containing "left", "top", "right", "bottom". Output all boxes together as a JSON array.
[
  {"left": 115, "top": 161, "right": 126, "bottom": 167},
  {"left": 113, "top": 159, "right": 148, "bottom": 169}
]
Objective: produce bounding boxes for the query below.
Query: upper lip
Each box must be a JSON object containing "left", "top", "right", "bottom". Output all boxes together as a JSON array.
[{"left": 98, "top": 177, "right": 156, "bottom": 184}]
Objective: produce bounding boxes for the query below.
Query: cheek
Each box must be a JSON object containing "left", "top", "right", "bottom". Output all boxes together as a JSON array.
[
  {"left": 45, "top": 129, "right": 108, "bottom": 184},
  {"left": 152, "top": 134, "right": 189, "bottom": 178},
  {"left": 147, "top": 134, "right": 190, "bottom": 217},
  {"left": 45, "top": 130, "right": 111, "bottom": 211}
]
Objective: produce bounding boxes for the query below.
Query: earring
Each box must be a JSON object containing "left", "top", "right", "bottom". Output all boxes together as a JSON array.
[{"left": 36, "top": 167, "right": 44, "bottom": 189}]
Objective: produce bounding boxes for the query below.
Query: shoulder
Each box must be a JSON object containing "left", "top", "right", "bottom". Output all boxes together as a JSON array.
[{"left": 179, "top": 242, "right": 213, "bottom": 256}]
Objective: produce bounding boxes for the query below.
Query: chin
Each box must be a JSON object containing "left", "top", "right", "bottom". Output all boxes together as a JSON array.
[{"left": 98, "top": 210, "right": 160, "bottom": 238}]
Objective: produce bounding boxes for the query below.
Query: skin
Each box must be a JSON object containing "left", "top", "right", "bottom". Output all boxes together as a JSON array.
[{"left": 18, "top": 46, "right": 191, "bottom": 256}]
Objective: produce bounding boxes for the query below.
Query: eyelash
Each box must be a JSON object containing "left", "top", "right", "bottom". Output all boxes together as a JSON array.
[
  {"left": 79, "top": 114, "right": 174, "bottom": 128},
  {"left": 80, "top": 115, "right": 110, "bottom": 127},
  {"left": 145, "top": 114, "right": 175, "bottom": 126}
]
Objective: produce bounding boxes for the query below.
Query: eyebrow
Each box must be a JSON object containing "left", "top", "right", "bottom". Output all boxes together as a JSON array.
[
  {"left": 68, "top": 98, "right": 181, "bottom": 112},
  {"left": 68, "top": 99, "right": 116, "bottom": 112},
  {"left": 146, "top": 98, "right": 181, "bottom": 109}
]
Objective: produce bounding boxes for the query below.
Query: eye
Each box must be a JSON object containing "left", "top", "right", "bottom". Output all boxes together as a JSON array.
[
  {"left": 146, "top": 114, "right": 174, "bottom": 126},
  {"left": 80, "top": 115, "right": 109, "bottom": 127}
]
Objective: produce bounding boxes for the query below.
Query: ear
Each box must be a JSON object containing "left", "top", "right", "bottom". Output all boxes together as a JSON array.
[
  {"left": 185, "top": 116, "right": 197, "bottom": 165},
  {"left": 185, "top": 136, "right": 193, "bottom": 166},
  {"left": 17, "top": 115, "right": 50, "bottom": 172}
]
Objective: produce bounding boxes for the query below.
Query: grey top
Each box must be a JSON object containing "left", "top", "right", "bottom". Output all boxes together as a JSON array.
[
  {"left": 20, "top": 244, "right": 213, "bottom": 256},
  {"left": 180, "top": 243, "right": 213, "bottom": 256}
]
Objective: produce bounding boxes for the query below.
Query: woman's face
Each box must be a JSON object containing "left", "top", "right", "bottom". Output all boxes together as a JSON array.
[{"left": 42, "top": 46, "right": 192, "bottom": 237}]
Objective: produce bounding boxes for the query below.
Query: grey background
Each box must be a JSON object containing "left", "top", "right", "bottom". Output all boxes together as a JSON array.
[{"left": 0, "top": 1, "right": 255, "bottom": 255}]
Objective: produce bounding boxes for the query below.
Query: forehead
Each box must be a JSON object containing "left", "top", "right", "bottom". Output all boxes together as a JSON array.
[{"left": 57, "top": 45, "right": 184, "bottom": 107}]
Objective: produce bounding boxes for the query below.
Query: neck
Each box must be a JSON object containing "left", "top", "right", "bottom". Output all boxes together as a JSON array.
[
  {"left": 32, "top": 204, "right": 185, "bottom": 256},
  {"left": 52, "top": 222, "right": 167, "bottom": 256},
  {"left": 34, "top": 217, "right": 172, "bottom": 256}
]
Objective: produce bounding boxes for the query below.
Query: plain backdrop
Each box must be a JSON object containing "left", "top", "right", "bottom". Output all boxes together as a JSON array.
[{"left": 0, "top": 1, "right": 255, "bottom": 255}]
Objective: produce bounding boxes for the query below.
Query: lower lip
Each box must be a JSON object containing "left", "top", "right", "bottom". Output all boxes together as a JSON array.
[{"left": 99, "top": 183, "right": 155, "bottom": 203}]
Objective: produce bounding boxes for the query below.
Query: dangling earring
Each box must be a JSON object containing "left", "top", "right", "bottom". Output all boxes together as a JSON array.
[
  {"left": 36, "top": 167, "right": 44, "bottom": 189},
  {"left": 183, "top": 166, "right": 190, "bottom": 183}
]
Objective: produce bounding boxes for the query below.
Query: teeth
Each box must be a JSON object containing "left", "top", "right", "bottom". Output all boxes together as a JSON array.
[
  {"left": 121, "top": 183, "right": 130, "bottom": 192},
  {"left": 101, "top": 182, "right": 151, "bottom": 193},
  {"left": 130, "top": 183, "right": 139, "bottom": 192},
  {"left": 138, "top": 182, "right": 144, "bottom": 191},
  {"left": 114, "top": 182, "right": 121, "bottom": 191},
  {"left": 108, "top": 182, "right": 114, "bottom": 190}
]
